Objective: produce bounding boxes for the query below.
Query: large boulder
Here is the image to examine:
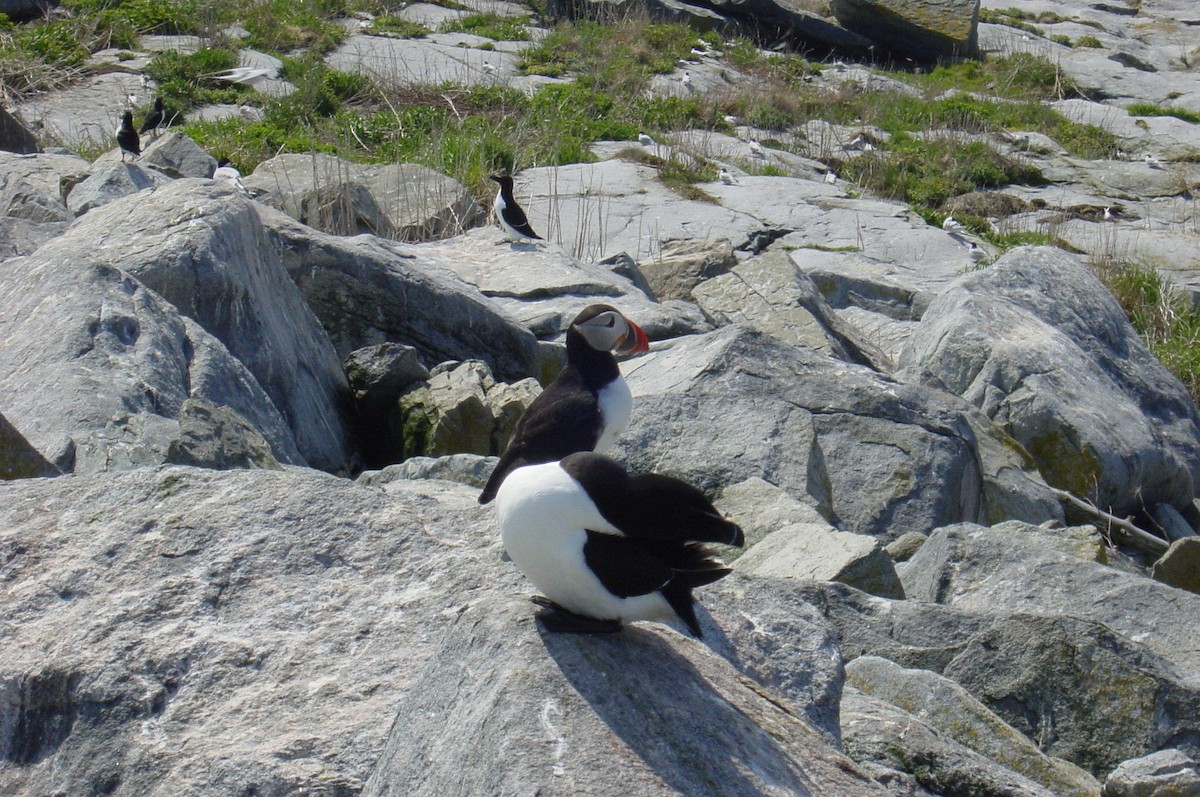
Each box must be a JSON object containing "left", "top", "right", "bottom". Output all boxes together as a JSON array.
[
  {"left": 846, "top": 656, "right": 1101, "bottom": 797},
  {"left": 164, "top": 398, "right": 283, "bottom": 471},
  {"left": 614, "top": 324, "right": 1062, "bottom": 538},
  {"left": 0, "top": 465, "right": 883, "bottom": 797},
  {"left": 1152, "top": 537, "right": 1200, "bottom": 594},
  {"left": 841, "top": 687, "right": 1058, "bottom": 797},
  {"left": 693, "top": 249, "right": 891, "bottom": 370},
  {"left": 65, "top": 161, "right": 172, "bottom": 216},
  {"left": 899, "top": 246, "right": 1200, "bottom": 517},
  {"left": 394, "top": 360, "right": 540, "bottom": 461},
  {"left": 245, "top": 153, "right": 484, "bottom": 241},
  {"left": 1102, "top": 750, "right": 1200, "bottom": 797},
  {"left": 0, "top": 250, "right": 304, "bottom": 473},
  {"left": 30, "top": 179, "right": 357, "bottom": 473},
  {"left": 132, "top": 131, "right": 217, "bottom": 179},
  {"left": 257, "top": 207, "right": 541, "bottom": 383},
  {"left": 0, "top": 160, "right": 74, "bottom": 257},
  {"left": 831, "top": 0, "right": 981, "bottom": 61},
  {"left": 901, "top": 521, "right": 1200, "bottom": 772}
]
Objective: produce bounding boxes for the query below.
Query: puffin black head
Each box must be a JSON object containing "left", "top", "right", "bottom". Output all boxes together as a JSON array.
[{"left": 569, "top": 304, "right": 650, "bottom": 356}]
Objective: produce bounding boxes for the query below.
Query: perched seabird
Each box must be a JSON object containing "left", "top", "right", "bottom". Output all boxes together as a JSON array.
[
  {"left": 496, "top": 452, "right": 744, "bottom": 637},
  {"left": 967, "top": 242, "right": 987, "bottom": 264},
  {"left": 139, "top": 96, "right": 164, "bottom": 135},
  {"left": 479, "top": 304, "right": 650, "bottom": 504},
  {"left": 1103, "top": 206, "right": 1115, "bottom": 221},
  {"left": 490, "top": 174, "right": 542, "bottom": 243},
  {"left": 690, "top": 47, "right": 708, "bottom": 59},
  {"left": 723, "top": 114, "right": 740, "bottom": 126},
  {"left": 680, "top": 71, "right": 693, "bottom": 91},
  {"left": 116, "top": 111, "right": 140, "bottom": 162},
  {"left": 718, "top": 168, "right": 736, "bottom": 185},
  {"left": 942, "top": 215, "right": 963, "bottom": 233},
  {"left": 748, "top": 139, "right": 766, "bottom": 158},
  {"left": 637, "top": 131, "right": 655, "bottom": 147},
  {"left": 214, "top": 157, "right": 248, "bottom": 193},
  {"left": 481, "top": 61, "right": 497, "bottom": 75},
  {"left": 1144, "top": 153, "right": 1163, "bottom": 169},
  {"left": 824, "top": 170, "right": 837, "bottom": 185},
  {"left": 139, "top": 73, "right": 151, "bottom": 89},
  {"left": 213, "top": 66, "right": 276, "bottom": 86},
  {"left": 126, "top": 92, "right": 138, "bottom": 107}
]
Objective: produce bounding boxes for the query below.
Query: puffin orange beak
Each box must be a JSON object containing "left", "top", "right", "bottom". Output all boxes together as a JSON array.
[{"left": 616, "top": 319, "right": 650, "bottom": 355}]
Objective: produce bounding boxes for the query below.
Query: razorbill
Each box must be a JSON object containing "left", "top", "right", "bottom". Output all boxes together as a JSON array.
[
  {"left": 479, "top": 304, "right": 650, "bottom": 504},
  {"left": 490, "top": 174, "right": 542, "bottom": 242},
  {"left": 116, "top": 111, "right": 140, "bottom": 162},
  {"left": 496, "top": 452, "right": 744, "bottom": 636},
  {"left": 139, "top": 96, "right": 164, "bottom": 135}
]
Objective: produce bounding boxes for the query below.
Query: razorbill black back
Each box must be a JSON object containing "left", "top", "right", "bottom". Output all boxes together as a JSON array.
[
  {"left": 478, "top": 304, "right": 650, "bottom": 504},
  {"left": 140, "top": 96, "right": 164, "bottom": 135},
  {"left": 496, "top": 452, "right": 744, "bottom": 637},
  {"left": 116, "top": 111, "right": 140, "bottom": 162},
  {"left": 490, "top": 174, "right": 542, "bottom": 242}
]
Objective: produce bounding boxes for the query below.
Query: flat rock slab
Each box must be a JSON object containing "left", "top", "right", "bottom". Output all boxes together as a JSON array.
[
  {"left": 413, "top": 227, "right": 713, "bottom": 341},
  {"left": 13, "top": 73, "right": 145, "bottom": 149},
  {"left": 326, "top": 33, "right": 525, "bottom": 86},
  {"left": 65, "top": 161, "right": 172, "bottom": 216}
]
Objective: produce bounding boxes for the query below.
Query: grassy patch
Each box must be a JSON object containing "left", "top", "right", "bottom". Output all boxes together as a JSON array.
[
  {"left": 617, "top": 146, "right": 718, "bottom": 202},
  {"left": 1094, "top": 259, "right": 1200, "bottom": 403},
  {"left": 439, "top": 13, "right": 530, "bottom": 41},
  {"left": 1074, "top": 35, "right": 1103, "bottom": 48},
  {"left": 1126, "top": 102, "right": 1200, "bottom": 124},
  {"left": 145, "top": 47, "right": 249, "bottom": 110},
  {"left": 521, "top": 18, "right": 696, "bottom": 93},
  {"left": 370, "top": 16, "right": 430, "bottom": 38},
  {"left": 841, "top": 134, "right": 1046, "bottom": 208}
]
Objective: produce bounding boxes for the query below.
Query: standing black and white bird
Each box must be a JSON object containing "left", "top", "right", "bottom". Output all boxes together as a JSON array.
[
  {"left": 490, "top": 174, "right": 542, "bottom": 243},
  {"left": 214, "top": 157, "right": 248, "bottom": 193},
  {"left": 116, "top": 111, "right": 140, "bottom": 162},
  {"left": 140, "top": 96, "right": 164, "bottom": 136},
  {"left": 718, "top": 167, "right": 736, "bottom": 185},
  {"left": 479, "top": 304, "right": 650, "bottom": 504},
  {"left": 496, "top": 452, "right": 744, "bottom": 636}
]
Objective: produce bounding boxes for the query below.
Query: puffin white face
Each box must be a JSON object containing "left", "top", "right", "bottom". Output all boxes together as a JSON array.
[{"left": 573, "top": 310, "right": 632, "bottom": 352}]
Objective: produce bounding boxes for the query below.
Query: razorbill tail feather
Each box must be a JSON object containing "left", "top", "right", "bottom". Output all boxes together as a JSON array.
[
  {"left": 116, "top": 111, "right": 140, "bottom": 162},
  {"left": 497, "top": 452, "right": 744, "bottom": 637},
  {"left": 490, "top": 174, "right": 542, "bottom": 242},
  {"left": 140, "top": 96, "right": 164, "bottom": 135},
  {"left": 479, "top": 304, "right": 650, "bottom": 505}
]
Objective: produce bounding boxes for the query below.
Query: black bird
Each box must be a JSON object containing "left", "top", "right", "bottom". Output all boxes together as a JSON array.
[
  {"left": 490, "top": 174, "right": 542, "bottom": 242},
  {"left": 139, "top": 96, "right": 164, "bottom": 135},
  {"left": 478, "top": 304, "right": 650, "bottom": 504},
  {"left": 116, "top": 111, "right": 140, "bottom": 162},
  {"left": 496, "top": 452, "right": 744, "bottom": 637}
]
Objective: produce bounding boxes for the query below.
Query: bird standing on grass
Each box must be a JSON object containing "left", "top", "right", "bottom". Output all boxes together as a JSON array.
[
  {"left": 116, "top": 111, "right": 140, "bottom": 162},
  {"left": 479, "top": 304, "right": 650, "bottom": 504},
  {"left": 140, "top": 96, "right": 164, "bottom": 137},
  {"left": 490, "top": 174, "right": 542, "bottom": 243},
  {"left": 496, "top": 452, "right": 744, "bottom": 637}
]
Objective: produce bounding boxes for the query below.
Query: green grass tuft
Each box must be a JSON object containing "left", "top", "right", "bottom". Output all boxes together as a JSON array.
[{"left": 1126, "top": 102, "right": 1200, "bottom": 124}]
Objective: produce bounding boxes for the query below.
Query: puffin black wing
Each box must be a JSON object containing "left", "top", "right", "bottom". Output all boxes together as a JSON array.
[{"left": 478, "top": 377, "right": 602, "bottom": 503}]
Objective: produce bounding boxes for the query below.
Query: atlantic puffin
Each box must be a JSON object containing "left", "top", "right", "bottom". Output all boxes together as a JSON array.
[
  {"left": 478, "top": 304, "right": 650, "bottom": 504},
  {"left": 496, "top": 452, "right": 744, "bottom": 636}
]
